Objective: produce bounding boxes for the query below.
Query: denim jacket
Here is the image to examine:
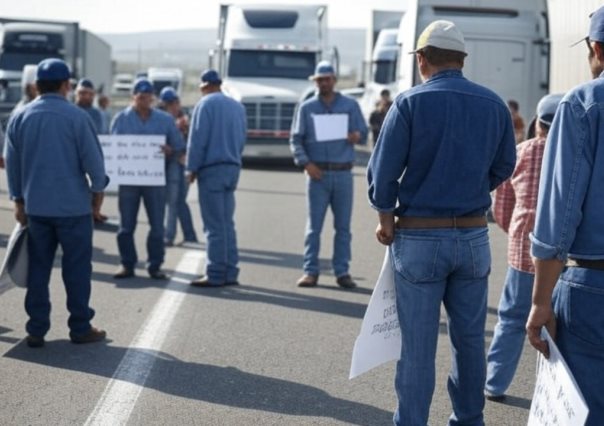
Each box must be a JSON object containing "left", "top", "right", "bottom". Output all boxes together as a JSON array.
[
  {"left": 531, "top": 72, "right": 604, "bottom": 260},
  {"left": 367, "top": 69, "right": 516, "bottom": 217}
]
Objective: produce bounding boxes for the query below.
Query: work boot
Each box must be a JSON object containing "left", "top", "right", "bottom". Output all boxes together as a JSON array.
[
  {"left": 26, "top": 335, "right": 45, "bottom": 348},
  {"left": 70, "top": 327, "right": 107, "bottom": 344},
  {"left": 336, "top": 274, "right": 357, "bottom": 289},
  {"left": 113, "top": 266, "right": 134, "bottom": 279},
  {"left": 296, "top": 275, "right": 318, "bottom": 287}
]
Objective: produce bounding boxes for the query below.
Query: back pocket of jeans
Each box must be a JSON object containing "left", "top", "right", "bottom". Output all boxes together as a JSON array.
[
  {"left": 470, "top": 236, "right": 491, "bottom": 278},
  {"left": 391, "top": 236, "right": 441, "bottom": 283},
  {"left": 565, "top": 282, "right": 604, "bottom": 346}
]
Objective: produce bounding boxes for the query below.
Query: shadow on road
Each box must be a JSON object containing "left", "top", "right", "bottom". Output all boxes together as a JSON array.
[{"left": 4, "top": 342, "right": 393, "bottom": 425}]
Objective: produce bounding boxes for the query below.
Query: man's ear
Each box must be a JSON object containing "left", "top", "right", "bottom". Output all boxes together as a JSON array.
[{"left": 595, "top": 41, "right": 604, "bottom": 62}]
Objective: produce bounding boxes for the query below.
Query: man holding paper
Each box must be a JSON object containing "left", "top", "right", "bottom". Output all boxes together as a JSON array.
[
  {"left": 111, "top": 78, "right": 185, "bottom": 280},
  {"left": 527, "top": 6, "right": 604, "bottom": 423},
  {"left": 290, "top": 61, "right": 368, "bottom": 289},
  {"left": 367, "top": 21, "right": 515, "bottom": 425}
]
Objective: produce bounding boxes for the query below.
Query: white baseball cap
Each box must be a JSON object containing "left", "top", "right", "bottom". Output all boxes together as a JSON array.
[
  {"left": 411, "top": 20, "right": 467, "bottom": 55},
  {"left": 21, "top": 64, "right": 37, "bottom": 87}
]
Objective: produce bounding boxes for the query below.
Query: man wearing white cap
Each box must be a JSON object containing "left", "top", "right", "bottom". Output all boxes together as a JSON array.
[
  {"left": 290, "top": 61, "right": 368, "bottom": 289},
  {"left": 367, "top": 20, "right": 515, "bottom": 425}
]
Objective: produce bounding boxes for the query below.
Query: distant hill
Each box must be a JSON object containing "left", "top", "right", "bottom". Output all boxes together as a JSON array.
[{"left": 101, "top": 28, "right": 366, "bottom": 81}]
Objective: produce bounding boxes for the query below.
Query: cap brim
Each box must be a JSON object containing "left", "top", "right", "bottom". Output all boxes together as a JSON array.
[
  {"left": 570, "top": 36, "right": 588, "bottom": 47},
  {"left": 309, "top": 73, "right": 335, "bottom": 81}
]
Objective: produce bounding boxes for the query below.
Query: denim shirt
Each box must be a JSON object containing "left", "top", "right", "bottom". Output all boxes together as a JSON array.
[
  {"left": 186, "top": 92, "right": 247, "bottom": 172},
  {"left": 367, "top": 69, "right": 516, "bottom": 217},
  {"left": 290, "top": 92, "right": 368, "bottom": 166},
  {"left": 80, "top": 105, "right": 105, "bottom": 135},
  {"left": 531, "top": 73, "right": 604, "bottom": 260},
  {"left": 5, "top": 94, "right": 107, "bottom": 216},
  {"left": 111, "top": 106, "right": 185, "bottom": 153}
]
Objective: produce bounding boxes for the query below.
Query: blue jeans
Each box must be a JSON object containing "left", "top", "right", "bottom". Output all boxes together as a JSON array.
[
  {"left": 26, "top": 215, "right": 95, "bottom": 337},
  {"left": 197, "top": 165, "right": 240, "bottom": 283},
  {"left": 304, "top": 170, "right": 353, "bottom": 277},
  {"left": 485, "top": 266, "right": 534, "bottom": 396},
  {"left": 165, "top": 160, "right": 197, "bottom": 243},
  {"left": 117, "top": 185, "right": 166, "bottom": 272},
  {"left": 391, "top": 227, "right": 490, "bottom": 426},
  {"left": 553, "top": 266, "right": 604, "bottom": 425}
]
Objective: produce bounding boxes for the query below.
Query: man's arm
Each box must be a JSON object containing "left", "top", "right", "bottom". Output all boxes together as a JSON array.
[
  {"left": 489, "top": 110, "right": 516, "bottom": 191},
  {"left": 186, "top": 103, "right": 210, "bottom": 180},
  {"left": 348, "top": 100, "right": 369, "bottom": 145}
]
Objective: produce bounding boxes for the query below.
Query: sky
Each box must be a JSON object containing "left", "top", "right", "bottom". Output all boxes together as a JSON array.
[{"left": 1, "top": 0, "right": 407, "bottom": 34}]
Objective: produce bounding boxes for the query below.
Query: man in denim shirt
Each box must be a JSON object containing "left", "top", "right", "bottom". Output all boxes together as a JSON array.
[
  {"left": 111, "top": 78, "right": 185, "bottom": 280},
  {"left": 367, "top": 21, "right": 515, "bottom": 425},
  {"left": 5, "top": 59, "right": 109, "bottom": 347},
  {"left": 290, "top": 61, "right": 368, "bottom": 289},
  {"left": 527, "top": 7, "right": 604, "bottom": 424}
]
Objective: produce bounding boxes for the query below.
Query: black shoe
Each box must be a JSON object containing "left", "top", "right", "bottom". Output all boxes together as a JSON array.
[
  {"left": 164, "top": 239, "right": 174, "bottom": 247},
  {"left": 70, "top": 327, "right": 107, "bottom": 344},
  {"left": 190, "top": 276, "right": 224, "bottom": 287},
  {"left": 484, "top": 391, "right": 506, "bottom": 402},
  {"left": 26, "top": 335, "right": 45, "bottom": 348},
  {"left": 336, "top": 274, "right": 357, "bottom": 289},
  {"left": 149, "top": 270, "right": 169, "bottom": 280},
  {"left": 113, "top": 266, "right": 135, "bottom": 279}
]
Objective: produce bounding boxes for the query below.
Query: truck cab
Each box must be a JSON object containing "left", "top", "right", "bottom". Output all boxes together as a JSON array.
[
  {"left": 211, "top": 4, "right": 335, "bottom": 160},
  {"left": 148, "top": 67, "right": 183, "bottom": 97}
]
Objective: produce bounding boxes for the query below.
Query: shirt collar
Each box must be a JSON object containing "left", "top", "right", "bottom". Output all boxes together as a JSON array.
[
  {"left": 426, "top": 69, "right": 464, "bottom": 83},
  {"left": 40, "top": 93, "right": 67, "bottom": 101}
]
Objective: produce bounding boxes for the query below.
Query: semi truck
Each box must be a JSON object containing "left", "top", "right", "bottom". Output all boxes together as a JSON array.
[
  {"left": 397, "top": 0, "right": 549, "bottom": 120},
  {"left": 209, "top": 4, "right": 337, "bottom": 160},
  {"left": 148, "top": 67, "right": 183, "bottom": 97},
  {"left": 0, "top": 17, "right": 112, "bottom": 127}
]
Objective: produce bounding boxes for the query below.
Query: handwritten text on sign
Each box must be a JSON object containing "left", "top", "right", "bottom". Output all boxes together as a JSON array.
[
  {"left": 528, "top": 328, "right": 588, "bottom": 426},
  {"left": 99, "top": 135, "right": 166, "bottom": 187},
  {"left": 349, "top": 248, "right": 401, "bottom": 379}
]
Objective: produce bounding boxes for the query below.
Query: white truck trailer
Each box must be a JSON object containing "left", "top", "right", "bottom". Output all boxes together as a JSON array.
[
  {"left": 210, "top": 4, "right": 337, "bottom": 160},
  {"left": 397, "top": 0, "right": 549, "bottom": 120}
]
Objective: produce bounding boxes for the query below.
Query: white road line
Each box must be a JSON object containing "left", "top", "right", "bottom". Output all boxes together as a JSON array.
[{"left": 84, "top": 250, "right": 203, "bottom": 426}]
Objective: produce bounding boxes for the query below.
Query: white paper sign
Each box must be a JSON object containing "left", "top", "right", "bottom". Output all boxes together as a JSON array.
[
  {"left": 528, "top": 328, "right": 589, "bottom": 426},
  {"left": 99, "top": 135, "right": 166, "bottom": 188},
  {"left": 312, "top": 113, "right": 348, "bottom": 142},
  {"left": 0, "top": 223, "right": 28, "bottom": 295},
  {"left": 350, "top": 248, "right": 401, "bottom": 379}
]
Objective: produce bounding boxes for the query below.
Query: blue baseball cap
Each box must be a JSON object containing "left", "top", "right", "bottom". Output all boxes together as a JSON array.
[
  {"left": 132, "top": 78, "right": 154, "bottom": 95},
  {"left": 36, "top": 58, "right": 71, "bottom": 81},
  {"left": 200, "top": 69, "right": 222, "bottom": 87},
  {"left": 76, "top": 78, "right": 95, "bottom": 91},
  {"left": 589, "top": 6, "right": 604, "bottom": 42},
  {"left": 537, "top": 93, "right": 564, "bottom": 127},
  {"left": 309, "top": 61, "right": 336, "bottom": 80},
  {"left": 159, "top": 86, "right": 179, "bottom": 102}
]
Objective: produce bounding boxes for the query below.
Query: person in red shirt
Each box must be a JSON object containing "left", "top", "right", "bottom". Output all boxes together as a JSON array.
[{"left": 484, "top": 93, "right": 564, "bottom": 401}]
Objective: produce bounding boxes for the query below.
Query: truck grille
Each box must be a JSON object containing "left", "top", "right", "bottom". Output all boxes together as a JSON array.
[{"left": 243, "top": 102, "right": 296, "bottom": 132}]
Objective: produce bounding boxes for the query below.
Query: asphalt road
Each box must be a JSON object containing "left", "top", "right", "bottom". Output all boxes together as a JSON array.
[{"left": 0, "top": 147, "right": 536, "bottom": 425}]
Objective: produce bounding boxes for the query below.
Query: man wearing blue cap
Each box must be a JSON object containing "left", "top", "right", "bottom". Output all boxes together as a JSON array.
[
  {"left": 111, "top": 78, "right": 185, "bottom": 280},
  {"left": 158, "top": 86, "right": 197, "bottom": 247},
  {"left": 290, "top": 60, "right": 368, "bottom": 289},
  {"left": 75, "top": 78, "right": 105, "bottom": 135},
  {"left": 527, "top": 7, "right": 604, "bottom": 423},
  {"left": 485, "top": 93, "right": 563, "bottom": 402},
  {"left": 187, "top": 69, "right": 246, "bottom": 287},
  {"left": 367, "top": 20, "right": 515, "bottom": 425},
  {"left": 5, "top": 58, "right": 109, "bottom": 347}
]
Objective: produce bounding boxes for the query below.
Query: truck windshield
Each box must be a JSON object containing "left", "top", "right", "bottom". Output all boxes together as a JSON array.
[
  {"left": 228, "top": 50, "right": 315, "bottom": 79},
  {"left": 373, "top": 60, "right": 397, "bottom": 85},
  {"left": 0, "top": 52, "right": 61, "bottom": 71}
]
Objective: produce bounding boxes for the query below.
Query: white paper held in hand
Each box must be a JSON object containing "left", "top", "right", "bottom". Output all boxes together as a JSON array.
[
  {"left": 350, "top": 248, "right": 401, "bottom": 379},
  {"left": 312, "top": 114, "right": 348, "bottom": 142},
  {"left": 0, "top": 223, "right": 29, "bottom": 295},
  {"left": 528, "top": 327, "right": 589, "bottom": 426}
]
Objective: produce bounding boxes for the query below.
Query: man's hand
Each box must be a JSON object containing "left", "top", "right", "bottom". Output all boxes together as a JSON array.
[
  {"left": 92, "top": 192, "right": 107, "bottom": 223},
  {"left": 526, "top": 304, "right": 556, "bottom": 359},
  {"left": 178, "top": 153, "right": 187, "bottom": 166},
  {"left": 161, "top": 144, "right": 173, "bottom": 157},
  {"left": 186, "top": 172, "right": 196, "bottom": 184},
  {"left": 347, "top": 131, "right": 362, "bottom": 145},
  {"left": 304, "top": 162, "right": 322, "bottom": 180},
  {"left": 14, "top": 201, "right": 27, "bottom": 226},
  {"left": 376, "top": 212, "right": 395, "bottom": 245}
]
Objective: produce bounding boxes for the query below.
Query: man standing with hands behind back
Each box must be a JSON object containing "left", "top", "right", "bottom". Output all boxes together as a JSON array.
[
  {"left": 290, "top": 61, "right": 368, "bottom": 289},
  {"left": 367, "top": 21, "right": 515, "bottom": 425}
]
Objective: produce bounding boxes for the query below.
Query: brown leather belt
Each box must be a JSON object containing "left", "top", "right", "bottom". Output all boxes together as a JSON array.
[
  {"left": 395, "top": 216, "right": 488, "bottom": 229},
  {"left": 566, "top": 258, "right": 604, "bottom": 271},
  {"left": 314, "top": 162, "right": 353, "bottom": 171}
]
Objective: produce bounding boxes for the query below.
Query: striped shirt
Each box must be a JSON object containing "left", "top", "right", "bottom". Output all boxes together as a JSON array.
[{"left": 494, "top": 137, "right": 546, "bottom": 273}]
